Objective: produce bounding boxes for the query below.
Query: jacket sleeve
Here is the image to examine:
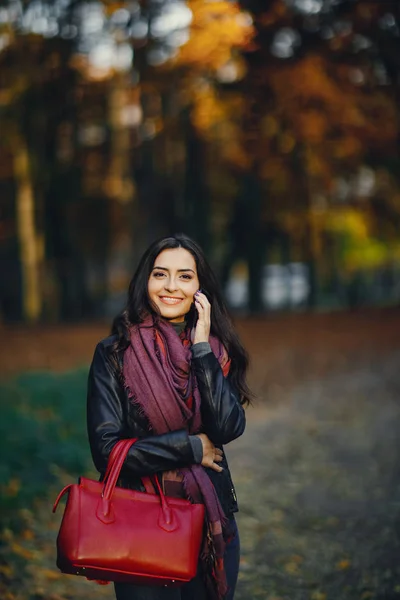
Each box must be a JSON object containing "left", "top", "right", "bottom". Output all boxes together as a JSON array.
[
  {"left": 192, "top": 350, "right": 246, "bottom": 445},
  {"left": 87, "top": 342, "right": 196, "bottom": 477}
]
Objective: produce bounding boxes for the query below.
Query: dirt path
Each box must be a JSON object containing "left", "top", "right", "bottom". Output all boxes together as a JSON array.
[{"left": 230, "top": 352, "right": 400, "bottom": 600}]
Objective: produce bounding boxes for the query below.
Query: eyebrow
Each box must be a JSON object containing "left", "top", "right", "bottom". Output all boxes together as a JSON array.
[{"left": 152, "top": 266, "right": 196, "bottom": 274}]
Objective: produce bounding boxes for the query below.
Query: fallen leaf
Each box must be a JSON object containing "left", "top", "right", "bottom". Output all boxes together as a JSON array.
[
  {"left": 336, "top": 558, "right": 351, "bottom": 570},
  {"left": 10, "top": 542, "right": 34, "bottom": 560},
  {"left": 311, "top": 592, "right": 327, "bottom": 600}
]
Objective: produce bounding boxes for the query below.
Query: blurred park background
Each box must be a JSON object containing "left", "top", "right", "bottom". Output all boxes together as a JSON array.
[{"left": 2, "top": 0, "right": 400, "bottom": 599}]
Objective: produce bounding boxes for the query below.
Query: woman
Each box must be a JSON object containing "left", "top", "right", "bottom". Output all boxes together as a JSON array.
[{"left": 87, "top": 234, "right": 251, "bottom": 600}]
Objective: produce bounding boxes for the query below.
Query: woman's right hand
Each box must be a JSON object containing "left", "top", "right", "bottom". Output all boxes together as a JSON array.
[{"left": 195, "top": 433, "right": 224, "bottom": 472}]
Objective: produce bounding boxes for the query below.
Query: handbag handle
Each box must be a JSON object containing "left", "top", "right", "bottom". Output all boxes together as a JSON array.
[
  {"left": 101, "top": 438, "right": 137, "bottom": 494},
  {"left": 98, "top": 439, "right": 177, "bottom": 532},
  {"left": 52, "top": 441, "right": 132, "bottom": 515},
  {"left": 102, "top": 439, "right": 137, "bottom": 482},
  {"left": 103, "top": 439, "right": 156, "bottom": 495},
  {"left": 52, "top": 439, "right": 142, "bottom": 514},
  {"left": 102, "top": 439, "right": 158, "bottom": 495}
]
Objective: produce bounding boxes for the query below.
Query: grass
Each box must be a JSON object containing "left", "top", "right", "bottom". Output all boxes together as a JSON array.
[{"left": 0, "top": 369, "right": 92, "bottom": 525}]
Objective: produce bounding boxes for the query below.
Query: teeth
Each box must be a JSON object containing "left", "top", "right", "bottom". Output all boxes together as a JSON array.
[{"left": 160, "top": 297, "right": 183, "bottom": 304}]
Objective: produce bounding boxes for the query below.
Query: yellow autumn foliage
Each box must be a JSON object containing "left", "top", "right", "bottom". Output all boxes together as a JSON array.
[
  {"left": 311, "top": 592, "right": 327, "bottom": 600},
  {"left": 336, "top": 558, "right": 351, "bottom": 570},
  {"left": 172, "top": 1, "right": 253, "bottom": 72},
  {"left": 345, "top": 240, "right": 389, "bottom": 271},
  {"left": 325, "top": 209, "right": 369, "bottom": 240},
  {"left": 191, "top": 85, "right": 225, "bottom": 131}
]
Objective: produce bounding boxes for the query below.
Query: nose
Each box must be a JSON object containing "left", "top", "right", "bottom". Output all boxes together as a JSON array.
[{"left": 164, "top": 276, "right": 178, "bottom": 292}]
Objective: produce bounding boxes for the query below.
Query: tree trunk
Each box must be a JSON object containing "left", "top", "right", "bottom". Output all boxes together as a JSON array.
[
  {"left": 14, "top": 136, "right": 42, "bottom": 322},
  {"left": 183, "top": 107, "right": 211, "bottom": 252}
]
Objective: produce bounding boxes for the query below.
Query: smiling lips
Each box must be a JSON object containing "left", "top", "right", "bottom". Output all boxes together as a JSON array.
[{"left": 158, "top": 296, "right": 184, "bottom": 305}]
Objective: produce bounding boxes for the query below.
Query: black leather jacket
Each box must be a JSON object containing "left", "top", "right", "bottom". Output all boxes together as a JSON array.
[{"left": 87, "top": 335, "right": 246, "bottom": 516}]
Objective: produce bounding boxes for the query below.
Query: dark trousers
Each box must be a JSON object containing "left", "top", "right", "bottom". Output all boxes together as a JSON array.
[{"left": 114, "top": 517, "right": 240, "bottom": 600}]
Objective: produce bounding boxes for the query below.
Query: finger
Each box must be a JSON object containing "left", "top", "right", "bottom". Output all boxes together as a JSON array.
[
  {"left": 195, "top": 292, "right": 210, "bottom": 308},
  {"left": 214, "top": 449, "right": 223, "bottom": 458},
  {"left": 194, "top": 297, "right": 205, "bottom": 311},
  {"left": 210, "top": 462, "right": 223, "bottom": 473},
  {"left": 199, "top": 296, "right": 210, "bottom": 309},
  {"left": 214, "top": 454, "right": 223, "bottom": 462},
  {"left": 195, "top": 291, "right": 208, "bottom": 301},
  {"left": 194, "top": 299, "right": 204, "bottom": 313}
]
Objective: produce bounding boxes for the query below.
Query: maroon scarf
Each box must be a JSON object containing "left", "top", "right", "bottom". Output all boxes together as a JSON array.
[{"left": 123, "top": 316, "right": 231, "bottom": 599}]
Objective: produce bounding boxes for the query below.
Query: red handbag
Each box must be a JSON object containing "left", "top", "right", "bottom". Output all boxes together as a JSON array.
[{"left": 52, "top": 439, "right": 205, "bottom": 586}]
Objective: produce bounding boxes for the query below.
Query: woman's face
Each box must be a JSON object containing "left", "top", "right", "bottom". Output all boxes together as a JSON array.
[{"left": 148, "top": 247, "right": 200, "bottom": 323}]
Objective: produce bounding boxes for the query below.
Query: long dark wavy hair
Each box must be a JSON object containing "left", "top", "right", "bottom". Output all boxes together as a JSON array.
[{"left": 111, "top": 234, "right": 252, "bottom": 405}]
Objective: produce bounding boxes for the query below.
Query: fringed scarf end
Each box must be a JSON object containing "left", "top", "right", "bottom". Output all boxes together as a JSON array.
[{"left": 124, "top": 380, "right": 153, "bottom": 431}]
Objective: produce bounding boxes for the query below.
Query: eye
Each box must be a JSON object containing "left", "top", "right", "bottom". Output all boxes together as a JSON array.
[
  {"left": 152, "top": 271, "right": 165, "bottom": 278},
  {"left": 180, "top": 274, "right": 193, "bottom": 280}
]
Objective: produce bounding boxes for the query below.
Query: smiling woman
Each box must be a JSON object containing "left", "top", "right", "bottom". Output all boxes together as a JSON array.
[
  {"left": 86, "top": 233, "right": 252, "bottom": 600},
  {"left": 148, "top": 247, "right": 200, "bottom": 323}
]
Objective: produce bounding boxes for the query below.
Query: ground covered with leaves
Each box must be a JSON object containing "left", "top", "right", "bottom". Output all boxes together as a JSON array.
[
  {"left": 1, "top": 309, "right": 400, "bottom": 600},
  {"left": 233, "top": 355, "right": 400, "bottom": 600}
]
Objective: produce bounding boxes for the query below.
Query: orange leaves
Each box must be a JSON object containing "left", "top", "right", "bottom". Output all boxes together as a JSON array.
[
  {"left": 336, "top": 558, "right": 351, "bottom": 570},
  {"left": 103, "top": 1, "right": 127, "bottom": 16},
  {"left": 297, "top": 111, "right": 327, "bottom": 145},
  {"left": 191, "top": 84, "right": 225, "bottom": 132},
  {"left": 262, "top": 51, "right": 398, "bottom": 189},
  {"left": 270, "top": 54, "right": 363, "bottom": 132},
  {"left": 270, "top": 55, "right": 338, "bottom": 107},
  {"left": 269, "top": 52, "right": 389, "bottom": 140},
  {"left": 332, "top": 136, "right": 363, "bottom": 161},
  {"left": 172, "top": 1, "right": 254, "bottom": 73}
]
